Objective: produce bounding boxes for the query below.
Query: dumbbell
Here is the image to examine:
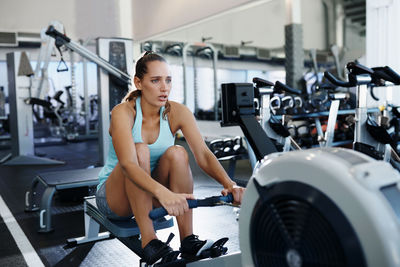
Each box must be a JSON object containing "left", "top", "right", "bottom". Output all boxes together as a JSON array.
[
  {"left": 209, "top": 139, "right": 225, "bottom": 158},
  {"left": 232, "top": 136, "right": 247, "bottom": 155},
  {"left": 222, "top": 138, "right": 234, "bottom": 157}
]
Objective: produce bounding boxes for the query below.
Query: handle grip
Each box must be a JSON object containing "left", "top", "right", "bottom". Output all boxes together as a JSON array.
[
  {"left": 382, "top": 66, "right": 400, "bottom": 84},
  {"left": 274, "top": 81, "right": 302, "bottom": 95},
  {"left": 372, "top": 66, "right": 400, "bottom": 85},
  {"left": 346, "top": 62, "right": 374, "bottom": 75},
  {"left": 253, "top": 77, "right": 274, "bottom": 88},
  {"left": 149, "top": 194, "right": 234, "bottom": 220},
  {"left": 45, "top": 25, "right": 71, "bottom": 43},
  {"left": 324, "top": 71, "right": 354, "bottom": 87}
]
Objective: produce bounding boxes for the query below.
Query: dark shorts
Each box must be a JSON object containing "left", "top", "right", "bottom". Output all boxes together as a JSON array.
[{"left": 95, "top": 182, "right": 133, "bottom": 221}]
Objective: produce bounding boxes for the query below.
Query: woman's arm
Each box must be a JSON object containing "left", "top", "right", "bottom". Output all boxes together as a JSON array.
[
  {"left": 110, "top": 103, "right": 193, "bottom": 216},
  {"left": 172, "top": 103, "right": 245, "bottom": 203}
]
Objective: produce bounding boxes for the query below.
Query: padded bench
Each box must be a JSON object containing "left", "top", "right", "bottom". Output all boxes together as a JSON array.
[
  {"left": 25, "top": 167, "right": 101, "bottom": 232},
  {"left": 67, "top": 196, "right": 174, "bottom": 259}
]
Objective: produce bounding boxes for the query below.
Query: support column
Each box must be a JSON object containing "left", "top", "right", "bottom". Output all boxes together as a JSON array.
[
  {"left": 366, "top": 0, "right": 400, "bottom": 105},
  {"left": 285, "top": 0, "right": 304, "bottom": 90},
  {"left": 118, "top": 0, "right": 133, "bottom": 39},
  {"left": 366, "top": 0, "right": 400, "bottom": 69}
]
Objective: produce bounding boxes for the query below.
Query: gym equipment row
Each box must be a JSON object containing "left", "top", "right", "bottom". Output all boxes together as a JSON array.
[
  {"left": 220, "top": 81, "right": 400, "bottom": 266},
  {"left": 255, "top": 66, "right": 400, "bottom": 153},
  {"left": 324, "top": 62, "right": 400, "bottom": 170},
  {"left": 219, "top": 61, "right": 400, "bottom": 185}
]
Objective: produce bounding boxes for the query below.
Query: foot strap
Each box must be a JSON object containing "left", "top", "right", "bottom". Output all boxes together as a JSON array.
[{"left": 142, "top": 233, "right": 175, "bottom": 265}]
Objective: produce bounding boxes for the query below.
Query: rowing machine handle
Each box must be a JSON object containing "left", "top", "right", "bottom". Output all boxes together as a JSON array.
[{"left": 149, "top": 194, "right": 234, "bottom": 220}]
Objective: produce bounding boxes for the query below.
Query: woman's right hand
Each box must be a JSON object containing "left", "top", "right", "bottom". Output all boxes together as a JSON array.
[{"left": 156, "top": 187, "right": 194, "bottom": 217}]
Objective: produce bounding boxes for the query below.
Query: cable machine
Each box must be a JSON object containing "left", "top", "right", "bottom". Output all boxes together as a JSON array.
[
  {"left": 43, "top": 25, "right": 133, "bottom": 165},
  {"left": 2, "top": 51, "right": 65, "bottom": 165}
]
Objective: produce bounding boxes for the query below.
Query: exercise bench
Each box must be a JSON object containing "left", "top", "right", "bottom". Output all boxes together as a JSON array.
[
  {"left": 67, "top": 196, "right": 174, "bottom": 260},
  {"left": 25, "top": 167, "right": 101, "bottom": 233}
]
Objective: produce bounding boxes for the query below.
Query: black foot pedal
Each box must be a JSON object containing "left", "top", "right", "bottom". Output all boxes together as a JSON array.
[
  {"left": 159, "top": 251, "right": 180, "bottom": 264},
  {"left": 141, "top": 251, "right": 181, "bottom": 267},
  {"left": 199, "top": 237, "right": 229, "bottom": 258}
]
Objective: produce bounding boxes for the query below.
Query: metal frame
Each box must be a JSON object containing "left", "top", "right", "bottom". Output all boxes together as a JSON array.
[
  {"left": 24, "top": 171, "right": 99, "bottom": 233},
  {"left": 25, "top": 168, "right": 100, "bottom": 233},
  {"left": 354, "top": 81, "right": 397, "bottom": 161},
  {"left": 1, "top": 52, "right": 64, "bottom": 165},
  {"left": 67, "top": 196, "right": 173, "bottom": 255},
  {"left": 30, "top": 21, "right": 64, "bottom": 99},
  {"left": 45, "top": 26, "right": 131, "bottom": 85}
]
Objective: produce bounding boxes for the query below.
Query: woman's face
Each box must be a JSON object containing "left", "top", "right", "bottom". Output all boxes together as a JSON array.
[{"left": 135, "top": 60, "right": 172, "bottom": 107}]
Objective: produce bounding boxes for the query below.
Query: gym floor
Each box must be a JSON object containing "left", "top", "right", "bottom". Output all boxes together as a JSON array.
[{"left": 0, "top": 121, "right": 252, "bottom": 267}]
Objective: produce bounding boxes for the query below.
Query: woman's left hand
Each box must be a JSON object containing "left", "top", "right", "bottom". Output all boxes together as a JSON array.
[{"left": 221, "top": 183, "right": 245, "bottom": 205}]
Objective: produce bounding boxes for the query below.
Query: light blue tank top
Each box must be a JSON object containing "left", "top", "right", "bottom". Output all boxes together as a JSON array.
[{"left": 97, "top": 96, "right": 175, "bottom": 191}]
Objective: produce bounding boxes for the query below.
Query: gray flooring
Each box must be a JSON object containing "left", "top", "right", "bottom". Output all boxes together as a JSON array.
[{"left": 195, "top": 120, "right": 244, "bottom": 142}]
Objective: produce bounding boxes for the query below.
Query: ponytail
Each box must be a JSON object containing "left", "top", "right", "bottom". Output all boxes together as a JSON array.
[{"left": 122, "top": 89, "right": 141, "bottom": 102}]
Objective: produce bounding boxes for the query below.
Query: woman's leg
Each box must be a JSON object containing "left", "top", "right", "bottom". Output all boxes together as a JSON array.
[
  {"left": 153, "top": 145, "right": 194, "bottom": 241},
  {"left": 105, "top": 143, "right": 156, "bottom": 247}
]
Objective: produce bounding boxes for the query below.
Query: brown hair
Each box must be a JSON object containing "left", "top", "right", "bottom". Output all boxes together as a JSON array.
[{"left": 123, "top": 51, "right": 170, "bottom": 119}]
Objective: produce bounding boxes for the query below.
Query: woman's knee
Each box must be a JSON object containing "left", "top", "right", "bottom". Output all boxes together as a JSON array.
[
  {"left": 164, "top": 145, "right": 189, "bottom": 165},
  {"left": 135, "top": 143, "right": 150, "bottom": 167}
]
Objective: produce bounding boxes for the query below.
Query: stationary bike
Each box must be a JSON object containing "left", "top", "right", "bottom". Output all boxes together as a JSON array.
[{"left": 324, "top": 62, "right": 400, "bottom": 169}]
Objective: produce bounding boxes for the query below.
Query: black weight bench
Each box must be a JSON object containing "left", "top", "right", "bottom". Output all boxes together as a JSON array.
[
  {"left": 25, "top": 167, "right": 102, "bottom": 232},
  {"left": 67, "top": 196, "right": 174, "bottom": 260}
]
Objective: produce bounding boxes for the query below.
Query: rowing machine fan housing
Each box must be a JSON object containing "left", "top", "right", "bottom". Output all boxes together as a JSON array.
[{"left": 239, "top": 148, "right": 400, "bottom": 267}]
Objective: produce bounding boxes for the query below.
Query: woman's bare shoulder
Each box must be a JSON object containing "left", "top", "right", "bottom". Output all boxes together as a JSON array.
[
  {"left": 110, "top": 101, "right": 136, "bottom": 127},
  {"left": 112, "top": 101, "right": 136, "bottom": 116},
  {"left": 169, "top": 101, "right": 193, "bottom": 121},
  {"left": 169, "top": 100, "right": 189, "bottom": 114},
  {"left": 168, "top": 101, "right": 193, "bottom": 133},
  {"left": 109, "top": 101, "right": 136, "bottom": 135}
]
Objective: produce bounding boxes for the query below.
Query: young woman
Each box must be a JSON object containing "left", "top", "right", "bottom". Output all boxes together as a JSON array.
[{"left": 96, "top": 52, "right": 245, "bottom": 264}]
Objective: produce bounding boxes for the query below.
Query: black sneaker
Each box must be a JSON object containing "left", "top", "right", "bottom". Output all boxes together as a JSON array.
[
  {"left": 142, "top": 237, "right": 173, "bottom": 264},
  {"left": 179, "top": 234, "right": 214, "bottom": 259}
]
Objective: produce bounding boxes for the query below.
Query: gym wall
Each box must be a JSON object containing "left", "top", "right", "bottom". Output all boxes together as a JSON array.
[
  {"left": 135, "top": 0, "right": 327, "bottom": 50},
  {"left": 2, "top": 0, "right": 337, "bottom": 50},
  {"left": 0, "top": 0, "right": 122, "bottom": 41}
]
